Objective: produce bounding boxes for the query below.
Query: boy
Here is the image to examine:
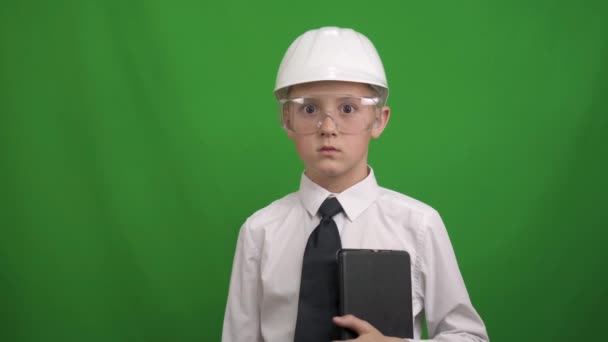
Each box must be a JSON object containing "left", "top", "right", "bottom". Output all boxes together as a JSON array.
[{"left": 222, "top": 27, "right": 489, "bottom": 342}]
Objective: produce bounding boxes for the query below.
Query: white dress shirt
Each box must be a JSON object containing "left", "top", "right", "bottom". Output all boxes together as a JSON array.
[{"left": 222, "top": 168, "right": 489, "bottom": 342}]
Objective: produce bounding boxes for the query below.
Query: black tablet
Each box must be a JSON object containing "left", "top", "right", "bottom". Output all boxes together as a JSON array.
[{"left": 338, "top": 249, "right": 413, "bottom": 339}]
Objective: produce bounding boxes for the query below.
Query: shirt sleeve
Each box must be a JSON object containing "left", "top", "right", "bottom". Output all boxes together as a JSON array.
[
  {"left": 222, "top": 220, "right": 263, "bottom": 342},
  {"left": 409, "top": 209, "right": 489, "bottom": 342}
]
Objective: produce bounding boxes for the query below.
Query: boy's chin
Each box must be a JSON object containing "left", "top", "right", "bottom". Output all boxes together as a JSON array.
[
  {"left": 307, "top": 161, "right": 344, "bottom": 177},
  {"left": 308, "top": 162, "right": 358, "bottom": 181}
]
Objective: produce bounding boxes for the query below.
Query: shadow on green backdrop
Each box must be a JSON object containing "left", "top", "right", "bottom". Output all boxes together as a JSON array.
[{"left": 1, "top": 1, "right": 607, "bottom": 341}]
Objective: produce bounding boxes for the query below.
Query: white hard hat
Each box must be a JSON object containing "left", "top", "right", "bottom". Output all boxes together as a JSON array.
[{"left": 274, "top": 27, "right": 388, "bottom": 96}]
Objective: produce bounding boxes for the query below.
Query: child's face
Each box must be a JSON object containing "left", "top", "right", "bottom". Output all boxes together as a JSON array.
[{"left": 285, "top": 81, "right": 390, "bottom": 190}]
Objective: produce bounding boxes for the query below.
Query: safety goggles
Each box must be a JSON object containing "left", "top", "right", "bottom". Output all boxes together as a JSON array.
[{"left": 278, "top": 94, "right": 380, "bottom": 135}]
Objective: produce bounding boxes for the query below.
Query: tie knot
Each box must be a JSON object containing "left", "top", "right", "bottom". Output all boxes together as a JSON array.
[{"left": 318, "top": 197, "right": 343, "bottom": 219}]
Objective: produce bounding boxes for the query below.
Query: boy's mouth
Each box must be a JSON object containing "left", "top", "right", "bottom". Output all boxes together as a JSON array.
[{"left": 319, "top": 146, "right": 339, "bottom": 155}]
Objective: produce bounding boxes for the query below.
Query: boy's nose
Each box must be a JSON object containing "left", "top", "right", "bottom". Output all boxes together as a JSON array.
[{"left": 318, "top": 114, "right": 338, "bottom": 135}]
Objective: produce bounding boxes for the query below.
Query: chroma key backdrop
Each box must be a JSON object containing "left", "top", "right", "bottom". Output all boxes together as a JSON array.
[{"left": 1, "top": 1, "right": 607, "bottom": 341}]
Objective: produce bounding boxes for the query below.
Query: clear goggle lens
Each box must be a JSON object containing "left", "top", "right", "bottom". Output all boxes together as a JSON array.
[{"left": 278, "top": 95, "right": 380, "bottom": 135}]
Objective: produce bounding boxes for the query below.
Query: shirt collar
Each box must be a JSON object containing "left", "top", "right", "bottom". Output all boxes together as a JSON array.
[{"left": 298, "top": 167, "right": 380, "bottom": 221}]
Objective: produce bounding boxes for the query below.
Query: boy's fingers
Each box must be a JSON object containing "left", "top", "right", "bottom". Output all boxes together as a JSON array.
[{"left": 333, "top": 315, "right": 376, "bottom": 334}]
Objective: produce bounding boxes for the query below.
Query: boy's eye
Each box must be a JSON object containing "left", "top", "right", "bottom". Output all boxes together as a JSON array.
[
  {"left": 340, "top": 104, "right": 356, "bottom": 114},
  {"left": 303, "top": 104, "right": 317, "bottom": 114}
]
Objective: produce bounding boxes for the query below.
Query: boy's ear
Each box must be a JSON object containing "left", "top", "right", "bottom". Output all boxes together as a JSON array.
[
  {"left": 371, "top": 106, "right": 391, "bottom": 138},
  {"left": 285, "top": 129, "right": 296, "bottom": 140},
  {"left": 282, "top": 112, "right": 295, "bottom": 139}
]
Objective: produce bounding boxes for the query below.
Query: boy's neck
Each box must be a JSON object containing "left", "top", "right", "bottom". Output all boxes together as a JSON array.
[{"left": 305, "top": 166, "right": 370, "bottom": 193}]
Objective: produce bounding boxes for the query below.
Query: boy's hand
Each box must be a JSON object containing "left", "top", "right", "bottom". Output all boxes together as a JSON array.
[{"left": 332, "top": 315, "right": 409, "bottom": 342}]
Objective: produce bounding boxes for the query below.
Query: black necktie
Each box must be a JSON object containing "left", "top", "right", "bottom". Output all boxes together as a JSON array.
[{"left": 294, "top": 197, "right": 343, "bottom": 342}]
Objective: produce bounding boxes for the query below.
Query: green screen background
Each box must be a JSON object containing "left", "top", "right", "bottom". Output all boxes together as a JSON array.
[{"left": 1, "top": 1, "right": 607, "bottom": 341}]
